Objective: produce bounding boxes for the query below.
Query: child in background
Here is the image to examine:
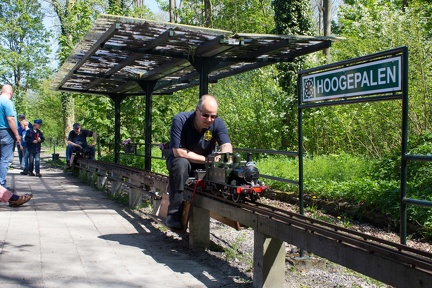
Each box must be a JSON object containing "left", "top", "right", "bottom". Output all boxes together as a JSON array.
[
  {"left": 19, "top": 120, "right": 30, "bottom": 175},
  {"left": 24, "top": 119, "right": 45, "bottom": 177}
]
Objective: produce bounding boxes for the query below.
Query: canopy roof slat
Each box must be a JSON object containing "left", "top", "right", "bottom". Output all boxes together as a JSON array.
[{"left": 51, "top": 14, "right": 342, "bottom": 96}]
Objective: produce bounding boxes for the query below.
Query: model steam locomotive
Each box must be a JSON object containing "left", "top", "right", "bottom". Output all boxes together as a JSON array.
[{"left": 192, "top": 152, "right": 268, "bottom": 202}]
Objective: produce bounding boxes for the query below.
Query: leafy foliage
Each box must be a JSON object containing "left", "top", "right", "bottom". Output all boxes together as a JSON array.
[
  {"left": 158, "top": 0, "right": 274, "bottom": 33},
  {"left": 27, "top": 79, "right": 63, "bottom": 144},
  {"left": 55, "top": 0, "right": 104, "bottom": 64},
  {"left": 0, "top": 0, "right": 52, "bottom": 112},
  {"left": 215, "top": 68, "right": 286, "bottom": 150},
  {"left": 73, "top": 94, "right": 113, "bottom": 148},
  {"left": 333, "top": 0, "right": 432, "bottom": 140},
  {"left": 272, "top": 0, "right": 313, "bottom": 150}
]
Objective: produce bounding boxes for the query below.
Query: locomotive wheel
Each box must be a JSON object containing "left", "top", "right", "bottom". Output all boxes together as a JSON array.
[
  {"left": 222, "top": 189, "right": 230, "bottom": 199},
  {"left": 211, "top": 184, "right": 220, "bottom": 196},
  {"left": 232, "top": 192, "right": 243, "bottom": 203},
  {"left": 250, "top": 194, "right": 258, "bottom": 203}
]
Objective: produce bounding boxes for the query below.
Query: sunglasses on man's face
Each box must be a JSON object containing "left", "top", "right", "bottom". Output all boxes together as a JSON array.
[{"left": 197, "top": 106, "right": 218, "bottom": 119}]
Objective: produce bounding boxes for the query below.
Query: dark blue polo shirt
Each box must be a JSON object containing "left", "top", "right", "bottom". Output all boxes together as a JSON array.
[{"left": 168, "top": 111, "right": 230, "bottom": 159}]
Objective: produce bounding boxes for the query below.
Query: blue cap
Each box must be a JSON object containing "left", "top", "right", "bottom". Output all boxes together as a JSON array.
[
  {"left": 73, "top": 123, "right": 80, "bottom": 129},
  {"left": 34, "top": 119, "right": 42, "bottom": 124}
]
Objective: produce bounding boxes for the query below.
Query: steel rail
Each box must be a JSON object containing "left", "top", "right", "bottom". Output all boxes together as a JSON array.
[
  {"left": 248, "top": 202, "right": 432, "bottom": 272},
  {"left": 250, "top": 200, "right": 432, "bottom": 259},
  {"left": 195, "top": 189, "right": 432, "bottom": 273}
]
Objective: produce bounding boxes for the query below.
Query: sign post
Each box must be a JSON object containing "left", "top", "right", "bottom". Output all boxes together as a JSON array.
[{"left": 297, "top": 47, "right": 409, "bottom": 244}]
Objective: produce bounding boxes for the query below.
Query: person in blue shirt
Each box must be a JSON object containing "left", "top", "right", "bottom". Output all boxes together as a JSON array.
[
  {"left": 0, "top": 85, "right": 20, "bottom": 190},
  {"left": 165, "top": 94, "right": 232, "bottom": 230}
]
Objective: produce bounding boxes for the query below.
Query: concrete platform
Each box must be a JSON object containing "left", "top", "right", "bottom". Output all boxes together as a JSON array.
[{"left": 0, "top": 156, "right": 246, "bottom": 287}]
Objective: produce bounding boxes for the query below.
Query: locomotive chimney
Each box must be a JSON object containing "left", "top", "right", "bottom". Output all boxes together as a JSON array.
[{"left": 246, "top": 153, "right": 252, "bottom": 163}]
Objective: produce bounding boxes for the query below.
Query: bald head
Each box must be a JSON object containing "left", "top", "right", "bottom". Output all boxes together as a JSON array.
[
  {"left": 194, "top": 94, "right": 219, "bottom": 130},
  {"left": 197, "top": 94, "right": 218, "bottom": 111},
  {"left": 1, "top": 85, "right": 13, "bottom": 99}
]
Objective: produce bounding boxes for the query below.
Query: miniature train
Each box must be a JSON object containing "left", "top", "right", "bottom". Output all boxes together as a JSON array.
[
  {"left": 69, "top": 146, "right": 94, "bottom": 167},
  {"left": 192, "top": 152, "right": 268, "bottom": 202}
]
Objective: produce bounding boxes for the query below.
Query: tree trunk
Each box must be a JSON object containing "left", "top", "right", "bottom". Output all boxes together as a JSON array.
[
  {"left": 204, "top": 0, "right": 212, "bottom": 27},
  {"left": 402, "top": 0, "right": 408, "bottom": 11},
  {"left": 61, "top": 92, "right": 74, "bottom": 145},
  {"left": 49, "top": 0, "right": 77, "bottom": 145},
  {"left": 323, "top": 0, "right": 331, "bottom": 63},
  {"left": 169, "top": 0, "right": 175, "bottom": 23}
]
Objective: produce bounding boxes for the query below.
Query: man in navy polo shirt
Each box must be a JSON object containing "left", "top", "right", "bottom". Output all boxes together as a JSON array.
[{"left": 165, "top": 94, "right": 232, "bottom": 230}]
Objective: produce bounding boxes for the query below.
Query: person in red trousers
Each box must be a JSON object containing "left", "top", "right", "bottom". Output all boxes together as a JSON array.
[{"left": 0, "top": 185, "right": 32, "bottom": 207}]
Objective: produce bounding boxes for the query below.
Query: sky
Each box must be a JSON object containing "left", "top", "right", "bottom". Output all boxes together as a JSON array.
[{"left": 146, "top": 0, "right": 160, "bottom": 12}]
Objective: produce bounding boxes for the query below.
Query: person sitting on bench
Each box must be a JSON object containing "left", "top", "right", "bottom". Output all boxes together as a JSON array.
[{"left": 66, "top": 123, "right": 97, "bottom": 167}]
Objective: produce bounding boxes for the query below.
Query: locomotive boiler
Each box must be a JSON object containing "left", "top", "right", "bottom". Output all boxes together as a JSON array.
[{"left": 194, "top": 152, "right": 268, "bottom": 202}]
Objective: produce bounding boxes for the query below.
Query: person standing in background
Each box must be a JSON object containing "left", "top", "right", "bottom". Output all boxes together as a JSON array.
[
  {"left": 19, "top": 120, "right": 30, "bottom": 175},
  {"left": 25, "top": 119, "right": 44, "bottom": 177},
  {"left": 0, "top": 85, "right": 20, "bottom": 190},
  {"left": 17, "top": 113, "right": 26, "bottom": 168}
]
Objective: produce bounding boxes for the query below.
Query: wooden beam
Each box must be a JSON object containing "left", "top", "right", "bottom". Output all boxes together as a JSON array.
[{"left": 57, "top": 22, "right": 120, "bottom": 89}]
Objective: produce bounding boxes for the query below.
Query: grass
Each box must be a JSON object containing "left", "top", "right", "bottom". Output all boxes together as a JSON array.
[
  {"left": 108, "top": 191, "right": 129, "bottom": 206},
  {"left": 224, "top": 231, "right": 253, "bottom": 271},
  {"left": 256, "top": 153, "right": 385, "bottom": 199},
  {"left": 255, "top": 153, "right": 430, "bottom": 239}
]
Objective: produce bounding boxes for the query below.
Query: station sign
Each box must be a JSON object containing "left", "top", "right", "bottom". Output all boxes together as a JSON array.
[{"left": 301, "top": 56, "right": 402, "bottom": 103}]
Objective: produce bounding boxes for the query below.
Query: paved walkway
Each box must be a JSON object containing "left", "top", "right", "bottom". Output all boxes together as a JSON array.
[{"left": 0, "top": 155, "right": 245, "bottom": 287}]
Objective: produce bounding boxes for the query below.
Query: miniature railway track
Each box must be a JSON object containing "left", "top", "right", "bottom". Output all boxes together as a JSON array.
[
  {"left": 195, "top": 189, "right": 432, "bottom": 274},
  {"left": 76, "top": 159, "right": 432, "bottom": 279}
]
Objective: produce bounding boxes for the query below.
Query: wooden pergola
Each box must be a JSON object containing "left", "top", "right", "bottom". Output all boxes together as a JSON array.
[{"left": 51, "top": 14, "right": 340, "bottom": 167}]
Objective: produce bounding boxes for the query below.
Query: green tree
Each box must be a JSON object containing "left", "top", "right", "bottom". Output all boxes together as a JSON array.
[
  {"left": 211, "top": 0, "right": 274, "bottom": 33},
  {"left": 0, "top": 0, "right": 52, "bottom": 113},
  {"left": 272, "top": 0, "right": 314, "bottom": 150},
  {"left": 326, "top": 0, "right": 432, "bottom": 157},
  {"left": 27, "top": 79, "right": 63, "bottom": 144},
  {"left": 215, "top": 67, "right": 285, "bottom": 150},
  {"left": 107, "top": 0, "right": 125, "bottom": 14},
  {"left": 48, "top": 0, "right": 103, "bottom": 144},
  {"left": 157, "top": 0, "right": 274, "bottom": 33}
]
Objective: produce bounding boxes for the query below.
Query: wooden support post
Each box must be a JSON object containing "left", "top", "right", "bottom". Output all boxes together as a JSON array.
[
  {"left": 189, "top": 206, "right": 210, "bottom": 250},
  {"left": 152, "top": 194, "right": 161, "bottom": 215},
  {"left": 85, "top": 163, "right": 94, "bottom": 186},
  {"left": 89, "top": 166, "right": 97, "bottom": 187},
  {"left": 153, "top": 183, "right": 167, "bottom": 216},
  {"left": 79, "top": 163, "right": 87, "bottom": 180},
  {"left": 110, "top": 172, "right": 122, "bottom": 196},
  {"left": 97, "top": 168, "right": 107, "bottom": 190},
  {"left": 253, "top": 231, "right": 285, "bottom": 288},
  {"left": 128, "top": 179, "right": 142, "bottom": 208}
]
